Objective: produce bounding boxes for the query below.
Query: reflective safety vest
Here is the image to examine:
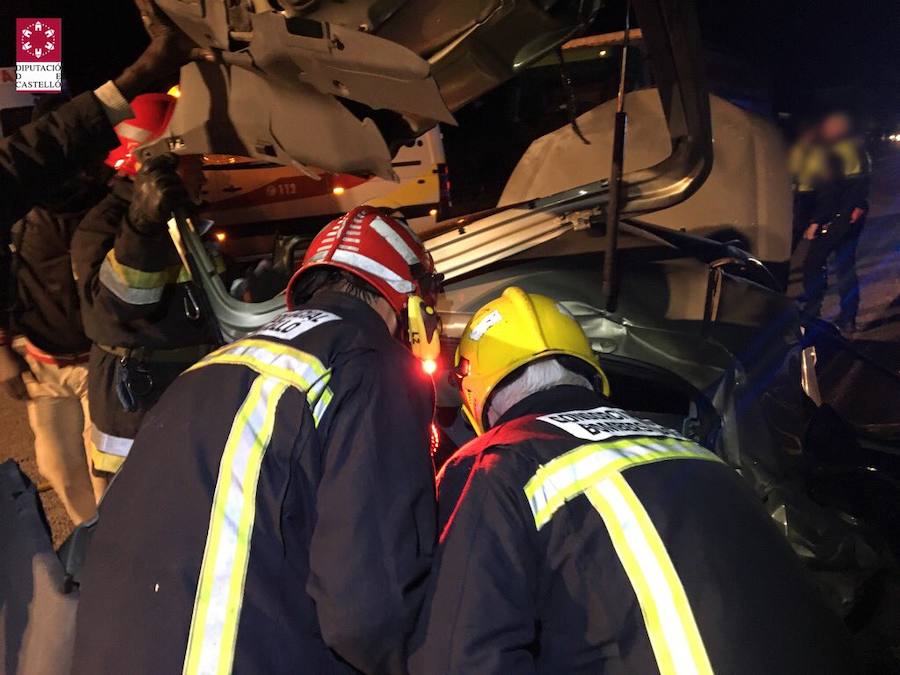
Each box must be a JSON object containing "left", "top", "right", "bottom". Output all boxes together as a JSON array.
[
  {"left": 410, "top": 386, "right": 854, "bottom": 675},
  {"left": 831, "top": 137, "right": 871, "bottom": 179},
  {"left": 789, "top": 139, "right": 830, "bottom": 193}
]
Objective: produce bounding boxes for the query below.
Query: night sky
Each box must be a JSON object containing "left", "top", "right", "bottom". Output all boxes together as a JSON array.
[{"left": 0, "top": 0, "right": 897, "bottom": 120}]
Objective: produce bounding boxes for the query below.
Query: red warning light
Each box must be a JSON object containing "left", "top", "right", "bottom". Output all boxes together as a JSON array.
[
  {"left": 429, "top": 422, "right": 440, "bottom": 456},
  {"left": 422, "top": 358, "right": 438, "bottom": 376}
]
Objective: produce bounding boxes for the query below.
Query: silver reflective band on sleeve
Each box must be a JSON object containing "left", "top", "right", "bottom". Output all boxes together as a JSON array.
[
  {"left": 524, "top": 437, "right": 717, "bottom": 675},
  {"left": 99, "top": 259, "right": 164, "bottom": 305},
  {"left": 90, "top": 427, "right": 134, "bottom": 458},
  {"left": 183, "top": 375, "right": 289, "bottom": 675}
]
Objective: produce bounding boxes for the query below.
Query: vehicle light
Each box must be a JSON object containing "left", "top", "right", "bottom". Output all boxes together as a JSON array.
[
  {"left": 214, "top": 232, "right": 227, "bottom": 242},
  {"left": 429, "top": 422, "right": 440, "bottom": 456},
  {"left": 422, "top": 358, "right": 438, "bottom": 375},
  {"left": 429, "top": 208, "right": 438, "bottom": 217},
  {"left": 332, "top": 186, "right": 345, "bottom": 195}
]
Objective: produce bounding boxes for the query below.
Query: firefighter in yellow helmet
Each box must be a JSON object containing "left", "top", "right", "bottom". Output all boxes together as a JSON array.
[
  {"left": 410, "top": 287, "right": 852, "bottom": 674},
  {"left": 454, "top": 286, "right": 609, "bottom": 435}
]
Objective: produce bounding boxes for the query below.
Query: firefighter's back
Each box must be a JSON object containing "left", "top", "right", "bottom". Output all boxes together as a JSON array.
[
  {"left": 72, "top": 298, "right": 406, "bottom": 674},
  {"left": 428, "top": 390, "right": 854, "bottom": 674}
]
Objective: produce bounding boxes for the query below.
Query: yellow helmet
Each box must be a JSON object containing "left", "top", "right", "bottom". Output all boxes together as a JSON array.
[{"left": 455, "top": 287, "right": 610, "bottom": 435}]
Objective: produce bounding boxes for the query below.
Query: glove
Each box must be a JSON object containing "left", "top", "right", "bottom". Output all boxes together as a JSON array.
[
  {"left": 0, "top": 345, "right": 30, "bottom": 401},
  {"left": 804, "top": 223, "right": 821, "bottom": 241},
  {"left": 128, "top": 153, "right": 190, "bottom": 234}
]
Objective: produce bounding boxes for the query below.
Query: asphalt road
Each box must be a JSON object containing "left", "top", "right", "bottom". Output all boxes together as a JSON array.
[{"left": 0, "top": 396, "right": 72, "bottom": 547}]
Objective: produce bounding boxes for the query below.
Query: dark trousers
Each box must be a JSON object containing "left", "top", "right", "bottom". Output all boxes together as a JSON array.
[
  {"left": 801, "top": 215, "right": 864, "bottom": 325},
  {"left": 792, "top": 191, "right": 818, "bottom": 253}
]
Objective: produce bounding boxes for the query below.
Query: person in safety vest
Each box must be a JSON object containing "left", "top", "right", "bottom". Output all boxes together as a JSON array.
[
  {"left": 71, "top": 94, "right": 219, "bottom": 477},
  {"left": 409, "top": 287, "right": 853, "bottom": 675},
  {"left": 72, "top": 205, "right": 441, "bottom": 675},
  {"left": 788, "top": 121, "right": 829, "bottom": 252},
  {"left": 800, "top": 111, "right": 872, "bottom": 334}
]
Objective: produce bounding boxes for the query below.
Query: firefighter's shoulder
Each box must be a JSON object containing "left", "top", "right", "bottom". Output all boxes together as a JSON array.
[
  {"left": 436, "top": 421, "right": 540, "bottom": 515},
  {"left": 251, "top": 307, "right": 344, "bottom": 344}
]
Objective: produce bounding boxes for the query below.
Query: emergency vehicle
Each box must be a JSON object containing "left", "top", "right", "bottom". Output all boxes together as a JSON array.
[{"left": 200, "top": 127, "right": 445, "bottom": 234}]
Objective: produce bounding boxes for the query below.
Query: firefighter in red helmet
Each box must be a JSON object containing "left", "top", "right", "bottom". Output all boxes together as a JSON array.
[
  {"left": 0, "top": 0, "right": 211, "bottom": 236},
  {"left": 71, "top": 93, "right": 219, "bottom": 477},
  {"left": 72, "top": 206, "right": 442, "bottom": 675}
]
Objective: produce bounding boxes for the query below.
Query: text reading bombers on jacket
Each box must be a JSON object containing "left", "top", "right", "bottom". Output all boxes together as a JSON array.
[
  {"left": 254, "top": 310, "right": 340, "bottom": 341},
  {"left": 539, "top": 407, "right": 689, "bottom": 442}
]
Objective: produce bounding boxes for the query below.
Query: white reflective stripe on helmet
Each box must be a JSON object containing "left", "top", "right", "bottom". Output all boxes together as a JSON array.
[
  {"left": 330, "top": 249, "right": 416, "bottom": 293},
  {"left": 369, "top": 216, "right": 420, "bottom": 265},
  {"left": 91, "top": 427, "right": 134, "bottom": 458},
  {"left": 114, "top": 122, "right": 154, "bottom": 144}
]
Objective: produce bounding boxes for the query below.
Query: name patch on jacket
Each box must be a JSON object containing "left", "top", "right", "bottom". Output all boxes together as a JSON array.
[
  {"left": 254, "top": 310, "right": 340, "bottom": 340},
  {"left": 538, "top": 406, "right": 687, "bottom": 442}
]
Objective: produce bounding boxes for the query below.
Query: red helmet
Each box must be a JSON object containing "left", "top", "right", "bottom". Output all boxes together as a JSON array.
[
  {"left": 104, "top": 93, "right": 177, "bottom": 176},
  {"left": 286, "top": 206, "right": 440, "bottom": 316}
]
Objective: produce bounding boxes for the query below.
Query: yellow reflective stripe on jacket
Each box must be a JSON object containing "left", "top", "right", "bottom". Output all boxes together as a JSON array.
[
  {"left": 103, "top": 250, "right": 185, "bottom": 289},
  {"left": 99, "top": 251, "right": 190, "bottom": 305},
  {"left": 100, "top": 248, "right": 223, "bottom": 294},
  {"left": 524, "top": 437, "right": 719, "bottom": 530},
  {"left": 586, "top": 474, "right": 713, "bottom": 675},
  {"left": 187, "top": 339, "right": 333, "bottom": 425},
  {"left": 523, "top": 436, "right": 719, "bottom": 675},
  {"left": 182, "top": 374, "right": 289, "bottom": 675},
  {"left": 832, "top": 138, "right": 871, "bottom": 177}
]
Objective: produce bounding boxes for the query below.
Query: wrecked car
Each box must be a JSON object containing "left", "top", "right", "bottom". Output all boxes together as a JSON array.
[{"left": 3, "top": 0, "right": 899, "bottom": 671}]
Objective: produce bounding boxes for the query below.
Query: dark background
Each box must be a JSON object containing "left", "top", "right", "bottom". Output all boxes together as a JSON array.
[
  {"left": 0, "top": 0, "right": 897, "bottom": 122},
  {"left": 0, "top": 0, "right": 896, "bottom": 215}
]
